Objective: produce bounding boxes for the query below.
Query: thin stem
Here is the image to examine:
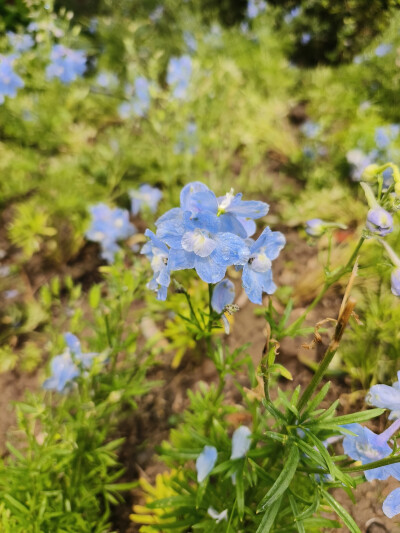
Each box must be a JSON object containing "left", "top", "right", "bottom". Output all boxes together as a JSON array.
[
  {"left": 343, "top": 453, "right": 400, "bottom": 473},
  {"left": 184, "top": 292, "right": 202, "bottom": 329},
  {"left": 207, "top": 284, "right": 214, "bottom": 332}
]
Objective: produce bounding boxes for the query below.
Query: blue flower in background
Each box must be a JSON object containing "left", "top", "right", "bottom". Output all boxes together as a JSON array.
[
  {"left": 366, "top": 207, "right": 393, "bottom": 237},
  {"left": 196, "top": 445, "right": 217, "bottom": 483},
  {"left": 96, "top": 71, "right": 119, "bottom": 89},
  {"left": 119, "top": 77, "right": 151, "bottom": 118},
  {"left": 0, "top": 56, "right": 24, "bottom": 104},
  {"left": 301, "top": 33, "right": 311, "bottom": 45},
  {"left": 346, "top": 149, "right": 378, "bottom": 181},
  {"left": 46, "top": 45, "right": 86, "bottom": 84},
  {"left": 88, "top": 17, "right": 98, "bottom": 34},
  {"left": 43, "top": 333, "right": 97, "bottom": 392},
  {"left": 86, "top": 203, "right": 136, "bottom": 263},
  {"left": 231, "top": 426, "right": 252, "bottom": 459},
  {"left": 301, "top": 120, "right": 320, "bottom": 139},
  {"left": 383, "top": 488, "right": 400, "bottom": 518},
  {"left": 149, "top": 5, "right": 164, "bottom": 23},
  {"left": 174, "top": 121, "right": 198, "bottom": 155},
  {"left": 375, "top": 125, "right": 400, "bottom": 150},
  {"left": 342, "top": 422, "right": 400, "bottom": 481},
  {"left": 391, "top": 269, "right": 400, "bottom": 297},
  {"left": 6, "top": 32, "right": 34, "bottom": 53},
  {"left": 241, "top": 227, "right": 285, "bottom": 304},
  {"left": 141, "top": 229, "right": 171, "bottom": 301},
  {"left": 284, "top": 6, "right": 301, "bottom": 23},
  {"left": 183, "top": 31, "right": 197, "bottom": 53},
  {"left": 375, "top": 43, "right": 392, "bottom": 57},
  {"left": 247, "top": 0, "right": 267, "bottom": 19},
  {"left": 130, "top": 184, "right": 163, "bottom": 215},
  {"left": 167, "top": 55, "right": 192, "bottom": 99},
  {"left": 211, "top": 279, "right": 235, "bottom": 313},
  {"left": 367, "top": 371, "right": 400, "bottom": 419}
]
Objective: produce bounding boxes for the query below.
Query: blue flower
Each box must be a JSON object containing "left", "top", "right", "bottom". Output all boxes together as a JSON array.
[
  {"left": 43, "top": 333, "right": 97, "bottom": 392},
  {"left": 85, "top": 203, "right": 136, "bottom": 263},
  {"left": 366, "top": 208, "right": 393, "bottom": 236},
  {"left": 167, "top": 55, "right": 192, "bottom": 99},
  {"left": 96, "top": 71, "right": 119, "bottom": 89},
  {"left": 301, "top": 33, "right": 312, "bottom": 45},
  {"left": 46, "top": 45, "right": 86, "bottom": 84},
  {"left": 130, "top": 184, "right": 163, "bottom": 215},
  {"left": 119, "top": 77, "right": 151, "bottom": 118},
  {"left": 367, "top": 371, "right": 400, "bottom": 419},
  {"left": 247, "top": 0, "right": 267, "bottom": 19},
  {"left": 301, "top": 121, "right": 320, "bottom": 139},
  {"left": 211, "top": 279, "right": 235, "bottom": 313},
  {"left": 196, "top": 445, "right": 217, "bottom": 483},
  {"left": 241, "top": 227, "right": 285, "bottom": 304},
  {"left": 342, "top": 423, "right": 400, "bottom": 481},
  {"left": 231, "top": 426, "right": 252, "bottom": 459},
  {"left": 284, "top": 6, "right": 301, "bottom": 23},
  {"left": 183, "top": 31, "right": 197, "bottom": 53},
  {"left": 0, "top": 56, "right": 24, "bottom": 104},
  {"left": 6, "top": 32, "right": 34, "bottom": 53},
  {"left": 375, "top": 44, "right": 392, "bottom": 57},
  {"left": 383, "top": 487, "right": 400, "bottom": 518},
  {"left": 141, "top": 229, "right": 171, "bottom": 301},
  {"left": 375, "top": 125, "right": 399, "bottom": 150},
  {"left": 391, "top": 268, "right": 400, "bottom": 297},
  {"left": 305, "top": 219, "right": 326, "bottom": 237}
]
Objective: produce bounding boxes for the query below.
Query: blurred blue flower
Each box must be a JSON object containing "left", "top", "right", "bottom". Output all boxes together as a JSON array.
[
  {"left": 183, "top": 31, "right": 197, "bottom": 53},
  {"left": 391, "top": 268, "right": 400, "bottom": 297},
  {"left": 141, "top": 229, "right": 171, "bottom": 301},
  {"left": 149, "top": 5, "right": 164, "bottom": 23},
  {"left": 353, "top": 55, "right": 364, "bottom": 65},
  {"left": 247, "top": 0, "right": 267, "bottom": 19},
  {"left": 6, "top": 32, "right": 34, "bottom": 53},
  {"left": 0, "top": 55, "right": 24, "bottom": 104},
  {"left": 96, "top": 71, "right": 119, "bottom": 89},
  {"left": 86, "top": 203, "right": 136, "bottom": 263},
  {"left": 383, "top": 487, "right": 400, "bottom": 518},
  {"left": 167, "top": 55, "right": 192, "bottom": 99},
  {"left": 367, "top": 371, "right": 400, "bottom": 419},
  {"left": 284, "top": 6, "right": 301, "bottom": 23},
  {"left": 301, "top": 33, "right": 311, "bottom": 45},
  {"left": 301, "top": 120, "right": 320, "bottom": 139},
  {"left": 43, "top": 333, "right": 97, "bottom": 392},
  {"left": 231, "top": 426, "right": 252, "bottom": 459},
  {"left": 375, "top": 43, "right": 392, "bottom": 57},
  {"left": 130, "top": 184, "right": 163, "bottom": 215},
  {"left": 196, "top": 445, "right": 217, "bottom": 483},
  {"left": 119, "top": 77, "right": 151, "bottom": 118},
  {"left": 366, "top": 207, "right": 393, "bottom": 236},
  {"left": 305, "top": 218, "right": 326, "bottom": 237},
  {"left": 346, "top": 149, "right": 377, "bottom": 181},
  {"left": 46, "top": 45, "right": 86, "bottom": 84},
  {"left": 375, "top": 125, "right": 400, "bottom": 150},
  {"left": 211, "top": 279, "right": 235, "bottom": 313},
  {"left": 242, "top": 227, "right": 285, "bottom": 304},
  {"left": 174, "top": 121, "right": 198, "bottom": 155},
  {"left": 88, "top": 17, "right": 98, "bottom": 34},
  {"left": 379, "top": 240, "right": 400, "bottom": 297}
]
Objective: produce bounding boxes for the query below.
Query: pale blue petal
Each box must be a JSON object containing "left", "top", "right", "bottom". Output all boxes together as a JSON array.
[
  {"left": 180, "top": 182, "right": 210, "bottom": 212},
  {"left": 64, "top": 333, "right": 82, "bottom": 356},
  {"left": 211, "top": 279, "right": 235, "bottom": 313},
  {"left": 181, "top": 230, "right": 216, "bottom": 257},
  {"left": 367, "top": 385, "right": 400, "bottom": 412},
  {"left": 168, "top": 249, "right": 195, "bottom": 271},
  {"left": 242, "top": 266, "right": 264, "bottom": 304},
  {"left": 238, "top": 217, "right": 257, "bottom": 237},
  {"left": 383, "top": 488, "right": 400, "bottom": 518},
  {"left": 194, "top": 256, "right": 226, "bottom": 284},
  {"left": 231, "top": 426, "right": 252, "bottom": 459},
  {"left": 218, "top": 212, "right": 248, "bottom": 238},
  {"left": 144, "top": 229, "right": 169, "bottom": 255},
  {"left": 189, "top": 190, "right": 218, "bottom": 215},
  {"left": 196, "top": 445, "right": 218, "bottom": 483},
  {"left": 226, "top": 194, "right": 269, "bottom": 219},
  {"left": 212, "top": 233, "right": 250, "bottom": 266},
  {"left": 184, "top": 211, "right": 219, "bottom": 234},
  {"left": 251, "top": 227, "right": 286, "bottom": 259}
]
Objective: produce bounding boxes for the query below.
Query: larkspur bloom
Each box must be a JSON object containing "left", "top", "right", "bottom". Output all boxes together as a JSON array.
[
  {"left": 96, "top": 71, "right": 119, "bottom": 89},
  {"left": 241, "top": 227, "right": 285, "bottom": 304},
  {"left": 231, "top": 426, "right": 252, "bottom": 459},
  {"left": 305, "top": 218, "right": 326, "bottom": 237},
  {"left": 46, "top": 45, "right": 86, "bottom": 84},
  {"left": 196, "top": 445, "right": 217, "bottom": 483},
  {"left": 342, "top": 421, "right": 400, "bottom": 481},
  {"left": 0, "top": 56, "right": 24, "bottom": 104},
  {"left": 301, "top": 120, "right": 320, "bottom": 139},
  {"left": 301, "top": 33, "right": 311, "bottom": 45},
  {"left": 149, "top": 5, "right": 164, "bottom": 22},
  {"left": 375, "top": 43, "right": 392, "bottom": 57},
  {"left": 207, "top": 507, "right": 228, "bottom": 523},
  {"left": 119, "top": 77, "right": 151, "bottom": 118},
  {"left": 167, "top": 55, "right": 192, "bottom": 99},
  {"left": 130, "top": 184, "right": 163, "bottom": 215},
  {"left": 284, "top": 6, "right": 301, "bottom": 23},
  {"left": 6, "top": 32, "right": 34, "bottom": 53},
  {"left": 141, "top": 229, "right": 171, "bottom": 301},
  {"left": 247, "top": 0, "right": 267, "bottom": 19},
  {"left": 211, "top": 279, "right": 235, "bottom": 314},
  {"left": 379, "top": 240, "right": 400, "bottom": 297},
  {"left": 43, "top": 333, "right": 97, "bottom": 392},
  {"left": 367, "top": 371, "right": 400, "bottom": 419},
  {"left": 366, "top": 208, "right": 393, "bottom": 236},
  {"left": 85, "top": 203, "right": 136, "bottom": 263}
]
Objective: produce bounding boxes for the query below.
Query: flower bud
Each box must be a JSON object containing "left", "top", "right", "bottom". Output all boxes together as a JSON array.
[
  {"left": 305, "top": 218, "right": 326, "bottom": 237},
  {"left": 362, "top": 164, "right": 380, "bottom": 182},
  {"left": 366, "top": 208, "right": 393, "bottom": 236}
]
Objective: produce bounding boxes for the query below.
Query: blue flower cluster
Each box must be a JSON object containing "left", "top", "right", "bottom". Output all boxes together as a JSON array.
[
  {"left": 0, "top": 56, "right": 24, "bottom": 104},
  {"left": 85, "top": 203, "right": 136, "bottom": 263},
  {"left": 247, "top": 0, "right": 267, "bottom": 19},
  {"left": 119, "top": 77, "right": 151, "bottom": 119},
  {"left": 46, "top": 44, "right": 86, "bottom": 84},
  {"left": 167, "top": 55, "right": 192, "bottom": 99},
  {"left": 43, "top": 333, "right": 97, "bottom": 392},
  {"left": 130, "top": 184, "right": 163, "bottom": 216},
  {"left": 6, "top": 32, "right": 34, "bottom": 53},
  {"left": 142, "top": 182, "right": 285, "bottom": 304}
]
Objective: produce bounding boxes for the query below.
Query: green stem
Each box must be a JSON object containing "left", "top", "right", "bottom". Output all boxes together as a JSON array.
[
  {"left": 343, "top": 454, "right": 400, "bottom": 473},
  {"left": 184, "top": 292, "right": 202, "bottom": 329},
  {"left": 207, "top": 284, "right": 214, "bottom": 332}
]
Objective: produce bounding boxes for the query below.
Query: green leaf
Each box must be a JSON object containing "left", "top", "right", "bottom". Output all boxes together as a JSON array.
[
  {"left": 256, "top": 497, "right": 282, "bottom": 533},
  {"left": 89, "top": 284, "right": 101, "bottom": 309},
  {"left": 269, "top": 364, "right": 293, "bottom": 381},
  {"left": 257, "top": 443, "right": 299, "bottom": 512},
  {"left": 236, "top": 461, "right": 245, "bottom": 519},
  {"left": 321, "top": 489, "right": 361, "bottom": 533},
  {"left": 301, "top": 381, "right": 331, "bottom": 418},
  {"left": 329, "top": 409, "right": 385, "bottom": 426},
  {"left": 303, "top": 517, "right": 341, "bottom": 529},
  {"left": 296, "top": 491, "right": 320, "bottom": 521},
  {"left": 289, "top": 495, "right": 305, "bottom": 533}
]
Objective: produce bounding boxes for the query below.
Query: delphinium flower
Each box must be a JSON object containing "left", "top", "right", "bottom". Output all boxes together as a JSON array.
[
  {"left": 96, "top": 71, "right": 119, "bottom": 90},
  {"left": 360, "top": 182, "right": 394, "bottom": 237},
  {"left": 85, "top": 203, "right": 136, "bottom": 263},
  {"left": 142, "top": 182, "right": 283, "bottom": 303},
  {"left": 383, "top": 488, "right": 400, "bottom": 518},
  {"left": 367, "top": 371, "right": 400, "bottom": 419},
  {"left": 301, "top": 33, "right": 312, "bottom": 45},
  {"left": 6, "top": 32, "right": 34, "bottom": 53},
  {"left": 119, "top": 77, "right": 151, "bottom": 119},
  {"left": 196, "top": 445, "right": 218, "bottom": 483},
  {"left": 247, "top": 0, "right": 267, "bottom": 19},
  {"left": 43, "top": 333, "right": 97, "bottom": 392},
  {"left": 378, "top": 239, "right": 400, "bottom": 297},
  {"left": 0, "top": 55, "right": 24, "bottom": 104},
  {"left": 174, "top": 121, "right": 198, "bottom": 155},
  {"left": 211, "top": 279, "right": 235, "bottom": 313},
  {"left": 183, "top": 31, "right": 197, "bottom": 54},
  {"left": 375, "top": 125, "right": 400, "bottom": 150},
  {"left": 130, "top": 184, "right": 163, "bottom": 215},
  {"left": 230, "top": 426, "right": 252, "bottom": 482},
  {"left": 167, "top": 55, "right": 192, "bottom": 99},
  {"left": 284, "top": 6, "right": 301, "bottom": 24},
  {"left": 301, "top": 120, "right": 320, "bottom": 139},
  {"left": 46, "top": 44, "right": 86, "bottom": 84},
  {"left": 305, "top": 218, "right": 326, "bottom": 237},
  {"left": 342, "top": 420, "right": 400, "bottom": 481},
  {"left": 375, "top": 44, "right": 392, "bottom": 57},
  {"left": 141, "top": 229, "right": 171, "bottom": 301}
]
